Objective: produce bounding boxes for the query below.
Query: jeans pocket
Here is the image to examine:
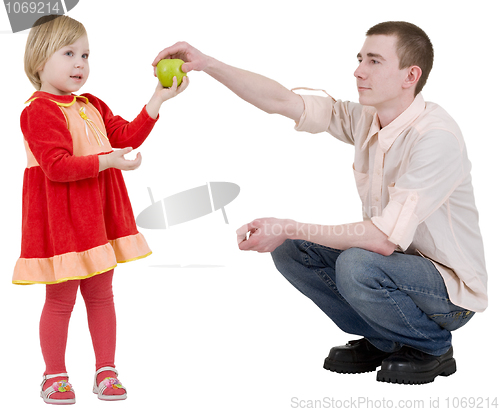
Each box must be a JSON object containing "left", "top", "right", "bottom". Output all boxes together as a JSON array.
[{"left": 429, "top": 310, "right": 475, "bottom": 331}]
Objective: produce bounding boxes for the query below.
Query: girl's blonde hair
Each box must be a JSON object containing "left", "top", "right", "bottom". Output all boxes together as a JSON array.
[{"left": 24, "top": 15, "right": 87, "bottom": 90}]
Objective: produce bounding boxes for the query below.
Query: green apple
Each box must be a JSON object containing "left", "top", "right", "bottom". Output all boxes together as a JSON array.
[{"left": 157, "top": 59, "right": 186, "bottom": 88}]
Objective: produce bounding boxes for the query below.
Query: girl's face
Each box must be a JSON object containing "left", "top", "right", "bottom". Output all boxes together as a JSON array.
[{"left": 38, "top": 35, "right": 90, "bottom": 95}]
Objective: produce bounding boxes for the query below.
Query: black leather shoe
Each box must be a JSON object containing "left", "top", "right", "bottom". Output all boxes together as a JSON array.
[
  {"left": 323, "top": 338, "right": 392, "bottom": 374},
  {"left": 376, "top": 346, "right": 456, "bottom": 384}
]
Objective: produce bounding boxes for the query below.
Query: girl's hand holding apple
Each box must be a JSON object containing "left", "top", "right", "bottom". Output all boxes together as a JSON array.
[{"left": 145, "top": 75, "right": 189, "bottom": 119}]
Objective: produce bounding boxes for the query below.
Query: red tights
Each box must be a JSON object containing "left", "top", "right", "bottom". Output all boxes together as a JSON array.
[{"left": 40, "top": 269, "right": 116, "bottom": 380}]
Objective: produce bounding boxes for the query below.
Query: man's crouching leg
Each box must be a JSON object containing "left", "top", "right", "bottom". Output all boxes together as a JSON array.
[
  {"left": 271, "top": 241, "right": 395, "bottom": 374},
  {"left": 335, "top": 247, "right": 472, "bottom": 384}
]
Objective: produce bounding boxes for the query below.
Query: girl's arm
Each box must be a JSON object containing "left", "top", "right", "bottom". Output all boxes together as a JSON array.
[
  {"left": 22, "top": 99, "right": 99, "bottom": 182},
  {"left": 83, "top": 93, "right": 158, "bottom": 150},
  {"left": 83, "top": 79, "right": 188, "bottom": 149},
  {"left": 23, "top": 99, "right": 142, "bottom": 181},
  {"left": 145, "top": 77, "right": 189, "bottom": 119}
]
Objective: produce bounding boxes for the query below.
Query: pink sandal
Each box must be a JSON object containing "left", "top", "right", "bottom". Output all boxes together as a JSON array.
[
  {"left": 92, "top": 367, "right": 127, "bottom": 401},
  {"left": 40, "top": 373, "right": 76, "bottom": 405}
]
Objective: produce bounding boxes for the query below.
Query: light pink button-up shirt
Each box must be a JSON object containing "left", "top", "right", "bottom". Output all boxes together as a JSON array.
[{"left": 294, "top": 92, "right": 487, "bottom": 312}]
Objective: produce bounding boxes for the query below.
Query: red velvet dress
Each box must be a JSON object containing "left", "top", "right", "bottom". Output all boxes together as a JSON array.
[{"left": 13, "top": 91, "right": 157, "bottom": 284}]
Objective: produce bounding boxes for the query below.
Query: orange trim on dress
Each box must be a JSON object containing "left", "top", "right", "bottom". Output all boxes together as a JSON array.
[
  {"left": 108, "top": 233, "right": 152, "bottom": 263},
  {"left": 13, "top": 243, "right": 117, "bottom": 285},
  {"left": 24, "top": 139, "right": 39, "bottom": 168},
  {"left": 12, "top": 233, "right": 152, "bottom": 285},
  {"left": 13, "top": 265, "right": 117, "bottom": 285}
]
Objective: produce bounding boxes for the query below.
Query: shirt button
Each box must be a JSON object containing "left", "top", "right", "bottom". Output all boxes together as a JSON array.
[{"left": 374, "top": 196, "right": 380, "bottom": 202}]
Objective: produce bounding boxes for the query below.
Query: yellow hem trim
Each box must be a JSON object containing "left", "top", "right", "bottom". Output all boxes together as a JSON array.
[
  {"left": 13, "top": 233, "right": 151, "bottom": 285},
  {"left": 12, "top": 264, "right": 117, "bottom": 285},
  {"left": 108, "top": 233, "right": 151, "bottom": 263},
  {"left": 25, "top": 94, "right": 89, "bottom": 106},
  {"left": 117, "top": 251, "right": 152, "bottom": 264},
  {"left": 12, "top": 250, "right": 152, "bottom": 285}
]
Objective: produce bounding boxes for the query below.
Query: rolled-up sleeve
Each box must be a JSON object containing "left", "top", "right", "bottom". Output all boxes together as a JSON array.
[
  {"left": 372, "top": 190, "right": 420, "bottom": 250},
  {"left": 294, "top": 93, "right": 362, "bottom": 145},
  {"left": 372, "top": 130, "right": 466, "bottom": 250},
  {"left": 294, "top": 94, "right": 334, "bottom": 134}
]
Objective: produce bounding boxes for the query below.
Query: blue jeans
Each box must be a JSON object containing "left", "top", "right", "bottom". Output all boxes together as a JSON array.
[{"left": 271, "top": 240, "right": 474, "bottom": 356}]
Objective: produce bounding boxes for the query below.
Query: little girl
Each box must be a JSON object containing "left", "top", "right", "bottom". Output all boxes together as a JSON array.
[{"left": 13, "top": 15, "right": 188, "bottom": 404}]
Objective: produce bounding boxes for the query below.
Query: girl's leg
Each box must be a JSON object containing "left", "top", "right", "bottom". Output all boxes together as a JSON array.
[
  {"left": 40, "top": 279, "right": 80, "bottom": 400},
  {"left": 80, "top": 269, "right": 125, "bottom": 396}
]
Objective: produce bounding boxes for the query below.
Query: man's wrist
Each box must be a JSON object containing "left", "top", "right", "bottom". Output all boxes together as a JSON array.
[
  {"left": 278, "top": 219, "right": 299, "bottom": 240},
  {"left": 204, "top": 56, "right": 224, "bottom": 77}
]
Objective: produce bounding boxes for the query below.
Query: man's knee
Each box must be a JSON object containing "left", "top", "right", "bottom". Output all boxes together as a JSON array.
[
  {"left": 271, "top": 239, "right": 301, "bottom": 271},
  {"left": 336, "top": 247, "right": 381, "bottom": 299},
  {"left": 336, "top": 247, "right": 376, "bottom": 272}
]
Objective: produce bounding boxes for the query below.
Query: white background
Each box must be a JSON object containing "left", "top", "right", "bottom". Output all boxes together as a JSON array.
[{"left": 0, "top": 0, "right": 498, "bottom": 410}]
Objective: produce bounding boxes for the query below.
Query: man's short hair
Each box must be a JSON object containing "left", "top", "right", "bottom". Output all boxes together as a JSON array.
[{"left": 366, "top": 21, "right": 433, "bottom": 96}]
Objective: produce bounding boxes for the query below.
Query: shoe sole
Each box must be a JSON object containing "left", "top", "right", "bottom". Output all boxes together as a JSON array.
[
  {"left": 96, "top": 395, "right": 127, "bottom": 401},
  {"left": 323, "top": 358, "right": 382, "bottom": 374},
  {"left": 93, "top": 388, "right": 127, "bottom": 401},
  {"left": 376, "top": 358, "right": 456, "bottom": 385},
  {"left": 41, "top": 394, "right": 76, "bottom": 405}
]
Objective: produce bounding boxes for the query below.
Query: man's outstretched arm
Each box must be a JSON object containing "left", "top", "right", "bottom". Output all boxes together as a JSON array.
[{"left": 152, "top": 42, "right": 304, "bottom": 122}]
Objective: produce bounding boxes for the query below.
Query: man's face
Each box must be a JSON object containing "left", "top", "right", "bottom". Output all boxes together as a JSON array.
[{"left": 354, "top": 34, "right": 409, "bottom": 111}]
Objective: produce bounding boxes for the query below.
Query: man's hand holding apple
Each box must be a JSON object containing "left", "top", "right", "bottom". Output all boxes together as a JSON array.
[{"left": 152, "top": 41, "right": 210, "bottom": 74}]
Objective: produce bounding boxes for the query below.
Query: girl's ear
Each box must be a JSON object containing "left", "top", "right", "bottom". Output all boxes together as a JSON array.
[{"left": 37, "top": 55, "right": 50, "bottom": 73}]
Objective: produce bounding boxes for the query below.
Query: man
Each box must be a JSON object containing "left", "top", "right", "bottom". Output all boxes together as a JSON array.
[{"left": 153, "top": 21, "right": 487, "bottom": 384}]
